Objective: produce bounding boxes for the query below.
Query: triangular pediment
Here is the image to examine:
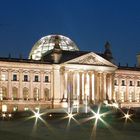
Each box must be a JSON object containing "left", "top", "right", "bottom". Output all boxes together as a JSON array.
[{"left": 64, "top": 52, "right": 117, "bottom": 68}]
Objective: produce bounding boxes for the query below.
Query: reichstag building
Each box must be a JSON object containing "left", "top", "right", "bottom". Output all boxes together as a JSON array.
[{"left": 0, "top": 35, "right": 140, "bottom": 112}]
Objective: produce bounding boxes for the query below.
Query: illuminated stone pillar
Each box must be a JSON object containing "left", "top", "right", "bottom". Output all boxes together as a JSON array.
[
  {"left": 94, "top": 72, "right": 98, "bottom": 103},
  {"left": 60, "top": 69, "right": 64, "bottom": 100},
  {"left": 64, "top": 71, "right": 68, "bottom": 99},
  {"left": 8, "top": 69, "right": 12, "bottom": 99},
  {"left": 106, "top": 74, "right": 111, "bottom": 100},
  {"left": 103, "top": 73, "right": 107, "bottom": 100},
  {"left": 19, "top": 69, "right": 23, "bottom": 100},
  {"left": 72, "top": 72, "right": 76, "bottom": 100},
  {"left": 79, "top": 72, "right": 83, "bottom": 104},
  {"left": 99, "top": 72, "right": 102, "bottom": 101},
  {"left": 134, "top": 79, "right": 137, "bottom": 102},
  {"left": 89, "top": 72, "right": 93, "bottom": 103},
  {"left": 70, "top": 72, "right": 73, "bottom": 106},
  {"left": 40, "top": 71, "right": 44, "bottom": 100},
  {"left": 118, "top": 78, "right": 121, "bottom": 101},
  {"left": 53, "top": 65, "right": 61, "bottom": 102},
  {"left": 109, "top": 74, "right": 113, "bottom": 100},
  {"left": 50, "top": 71, "right": 54, "bottom": 100},
  {"left": 111, "top": 73, "right": 115, "bottom": 101},
  {"left": 29, "top": 70, "right": 33, "bottom": 99},
  {"left": 82, "top": 72, "right": 85, "bottom": 101},
  {"left": 126, "top": 78, "right": 129, "bottom": 102}
]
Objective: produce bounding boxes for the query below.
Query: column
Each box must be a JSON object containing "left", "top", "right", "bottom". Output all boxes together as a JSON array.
[
  {"left": 29, "top": 70, "right": 33, "bottom": 99},
  {"left": 50, "top": 71, "right": 53, "bottom": 99},
  {"left": 79, "top": 72, "right": 83, "bottom": 104},
  {"left": 126, "top": 78, "right": 129, "bottom": 102},
  {"left": 8, "top": 69, "right": 12, "bottom": 99},
  {"left": 111, "top": 73, "right": 115, "bottom": 101},
  {"left": 99, "top": 72, "right": 102, "bottom": 101},
  {"left": 94, "top": 71, "right": 98, "bottom": 103},
  {"left": 64, "top": 71, "right": 68, "bottom": 99},
  {"left": 60, "top": 69, "right": 64, "bottom": 100},
  {"left": 72, "top": 72, "right": 76, "bottom": 100},
  {"left": 40, "top": 71, "right": 44, "bottom": 100},
  {"left": 106, "top": 74, "right": 110, "bottom": 100},
  {"left": 69, "top": 72, "right": 73, "bottom": 109},
  {"left": 103, "top": 73, "right": 107, "bottom": 100},
  {"left": 118, "top": 78, "right": 121, "bottom": 101},
  {"left": 19, "top": 69, "right": 23, "bottom": 100},
  {"left": 89, "top": 72, "right": 93, "bottom": 103},
  {"left": 134, "top": 78, "right": 137, "bottom": 102}
]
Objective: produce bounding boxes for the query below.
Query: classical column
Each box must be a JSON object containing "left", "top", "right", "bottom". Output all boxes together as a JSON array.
[
  {"left": 29, "top": 70, "right": 33, "bottom": 100},
  {"left": 53, "top": 65, "right": 61, "bottom": 102},
  {"left": 134, "top": 78, "right": 137, "bottom": 102},
  {"left": 72, "top": 72, "right": 76, "bottom": 100},
  {"left": 8, "top": 69, "right": 12, "bottom": 99},
  {"left": 126, "top": 78, "right": 129, "bottom": 102},
  {"left": 106, "top": 74, "right": 110, "bottom": 100},
  {"left": 94, "top": 71, "right": 98, "bottom": 103},
  {"left": 69, "top": 71, "right": 73, "bottom": 109},
  {"left": 99, "top": 72, "right": 102, "bottom": 101},
  {"left": 89, "top": 72, "right": 93, "bottom": 103},
  {"left": 103, "top": 73, "right": 107, "bottom": 100},
  {"left": 60, "top": 69, "right": 64, "bottom": 100},
  {"left": 118, "top": 78, "right": 121, "bottom": 101},
  {"left": 19, "top": 69, "right": 23, "bottom": 100},
  {"left": 64, "top": 71, "right": 68, "bottom": 99},
  {"left": 79, "top": 72, "right": 83, "bottom": 104},
  {"left": 82, "top": 72, "right": 85, "bottom": 101},
  {"left": 40, "top": 71, "right": 44, "bottom": 100}
]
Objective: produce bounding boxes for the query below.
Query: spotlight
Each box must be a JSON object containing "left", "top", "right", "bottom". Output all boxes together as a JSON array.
[
  {"left": 2, "top": 113, "right": 6, "bottom": 118},
  {"left": 34, "top": 111, "right": 41, "bottom": 119},
  {"left": 8, "top": 114, "right": 12, "bottom": 117},
  {"left": 124, "top": 113, "right": 131, "bottom": 119},
  {"left": 95, "top": 113, "right": 101, "bottom": 120},
  {"left": 49, "top": 114, "right": 52, "bottom": 117},
  {"left": 68, "top": 113, "right": 73, "bottom": 118}
]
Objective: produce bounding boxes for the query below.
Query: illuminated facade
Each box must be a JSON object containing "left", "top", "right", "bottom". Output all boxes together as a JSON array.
[{"left": 0, "top": 35, "right": 140, "bottom": 112}]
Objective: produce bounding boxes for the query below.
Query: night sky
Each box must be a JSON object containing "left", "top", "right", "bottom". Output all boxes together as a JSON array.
[{"left": 0, "top": 0, "right": 140, "bottom": 66}]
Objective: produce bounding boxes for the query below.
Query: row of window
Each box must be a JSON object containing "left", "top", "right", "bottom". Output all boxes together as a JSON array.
[
  {"left": 114, "top": 80, "right": 140, "bottom": 87},
  {"left": 4, "top": 74, "right": 49, "bottom": 82}
]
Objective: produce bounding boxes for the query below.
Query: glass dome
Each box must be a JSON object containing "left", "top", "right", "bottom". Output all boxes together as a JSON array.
[{"left": 29, "top": 35, "right": 79, "bottom": 60}]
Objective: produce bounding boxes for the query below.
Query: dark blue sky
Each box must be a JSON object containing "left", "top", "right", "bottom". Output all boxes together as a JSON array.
[{"left": 0, "top": 0, "right": 140, "bottom": 66}]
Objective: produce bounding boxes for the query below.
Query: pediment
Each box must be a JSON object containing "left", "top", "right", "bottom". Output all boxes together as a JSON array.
[{"left": 64, "top": 52, "right": 117, "bottom": 68}]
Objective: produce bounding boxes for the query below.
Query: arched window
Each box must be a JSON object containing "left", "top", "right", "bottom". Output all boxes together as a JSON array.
[
  {"left": 2, "top": 87, "right": 7, "bottom": 100},
  {"left": 23, "top": 87, "right": 29, "bottom": 100},
  {"left": 33, "top": 88, "right": 39, "bottom": 101},
  {"left": 12, "top": 87, "right": 18, "bottom": 100},
  {"left": 44, "top": 88, "right": 50, "bottom": 100}
]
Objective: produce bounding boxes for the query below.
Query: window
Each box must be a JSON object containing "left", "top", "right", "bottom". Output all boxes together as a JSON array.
[
  {"left": 114, "top": 80, "right": 117, "bottom": 85},
  {"left": 121, "top": 80, "right": 125, "bottom": 86},
  {"left": 130, "top": 81, "right": 133, "bottom": 86},
  {"left": 34, "top": 75, "right": 39, "bottom": 82},
  {"left": 13, "top": 74, "right": 17, "bottom": 81},
  {"left": 24, "top": 107, "right": 29, "bottom": 111},
  {"left": 45, "top": 76, "right": 49, "bottom": 82},
  {"left": 24, "top": 75, "right": 28, "bottom": 82},
  {"left": 13, "top": 106, "right": 18, "bottom": 112},
  {"left": 1, "top": 74, "right": 6, "bottom": 81},
  {"left": 137, "top": 81, "right": 140, "bottom": 87}
]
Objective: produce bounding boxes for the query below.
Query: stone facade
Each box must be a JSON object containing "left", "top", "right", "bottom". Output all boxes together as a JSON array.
[
  {"left": 0, "top": 52, "right": 118, "bottom": 112},
  {"left": 0, "top": 34, "right": 140, "bottom": 112}
]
